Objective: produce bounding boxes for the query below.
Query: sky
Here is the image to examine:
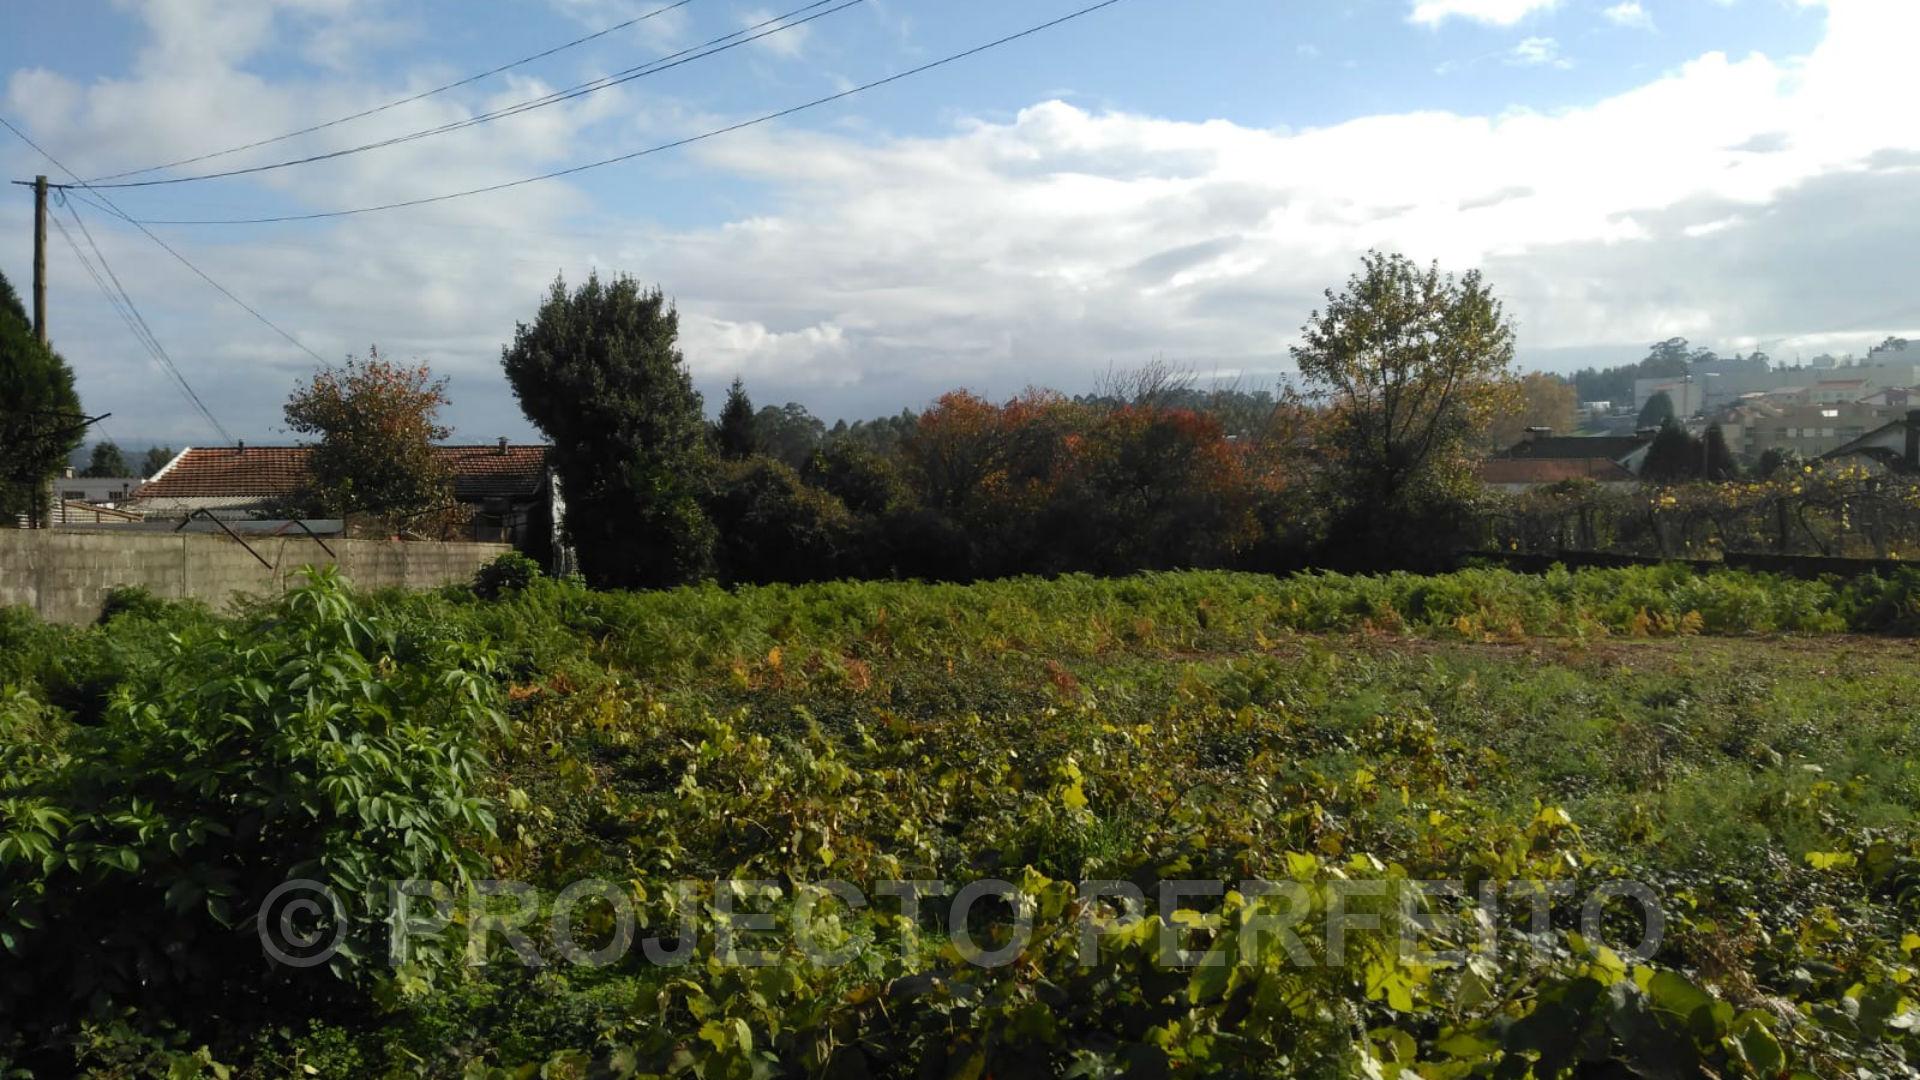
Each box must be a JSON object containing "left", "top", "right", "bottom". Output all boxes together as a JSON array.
[{"left": 2, "top": 0, "right": 1914, "bottom": 447}]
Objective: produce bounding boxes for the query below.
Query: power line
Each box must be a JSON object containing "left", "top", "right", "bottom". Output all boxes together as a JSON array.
[
  {"left": 51, "top": 211, "right": 232, "bottom": 446},
  {"left": 49, "top": 209, "right": 181, "bottom": 401},
  {"left": 50, "top": 199, "right": 236, "bottom": 444},
  {"left": 85, "top": 0, "right": 861, "bottom": 189},
  {"left": 50, "top": 214, "right": 223, "bottom": 445},
  {"left": 131, "top": 0, "right": 1133, "bottom": 226},
  {"left": 60, "top": 200, "right": 232, "bottom": 443},
  {"left": 1, "top": 112, "right": 328, "bottom": 363},
  {"left": 84, "top": 0, "right": 700, "bottom": 183}
]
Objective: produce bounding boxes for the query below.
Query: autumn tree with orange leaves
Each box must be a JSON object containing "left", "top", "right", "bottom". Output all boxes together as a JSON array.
[
  {"left": 283, "top": 347, "right": 461, "bottom": 530},
  {"left": 1051, "top": 405, "right": 1260, "bottom": 572}
]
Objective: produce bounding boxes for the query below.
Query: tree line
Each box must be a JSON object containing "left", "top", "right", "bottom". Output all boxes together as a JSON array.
[
  {"left": 494, "top": 251, "right": 1520, "bottom": 587},
  {"left": 26, "top": 250, "right": 1871, "bottom": 579}
]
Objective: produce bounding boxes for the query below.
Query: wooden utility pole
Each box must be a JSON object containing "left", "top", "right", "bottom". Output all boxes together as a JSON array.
[{"left": 31, "top": 174, "right": 48, "bottom": 344}]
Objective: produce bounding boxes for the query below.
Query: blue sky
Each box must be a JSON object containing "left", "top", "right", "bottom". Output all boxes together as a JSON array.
[{"left": 2, "top": 0, "right": 1908, "bottom": 446}]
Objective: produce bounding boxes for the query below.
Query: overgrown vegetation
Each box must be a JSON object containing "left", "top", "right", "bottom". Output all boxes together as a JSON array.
[{"left": 6, "top": 565, "right": 1920, "bottom": 1075}]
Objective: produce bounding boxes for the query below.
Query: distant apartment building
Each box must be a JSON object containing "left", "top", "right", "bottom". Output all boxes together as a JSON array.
[
  {"left": 1717, "top": 400, "right": 1907, "bottom": 461},
  {"left": 1634, "top": 377, "right": 1706, "bottom": 417},
  {"left": 1806, "top": 378, "right": 1872, "bottom": 404},
  {"left": 1633, "top": 344, "right": 1920, "bottom": 413}
]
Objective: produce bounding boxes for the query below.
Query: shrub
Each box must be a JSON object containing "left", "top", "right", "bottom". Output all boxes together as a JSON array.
[
  {"left": 705, "top": 456, "right": 857, "bottom": 585},
  {"left": 96, "top": 585, "right": 173, "bottom": 624},
  {"left": 472, "top": 550, "right": 543, "bottom": 600},
  {"left": 0, "top": 567, "right": 502, "bottom": 1060},
  {"left": 1834, "top": 566, "right": 1920, "bottom": 633}
]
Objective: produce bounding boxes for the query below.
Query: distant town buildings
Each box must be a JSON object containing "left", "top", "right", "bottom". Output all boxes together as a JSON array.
[
  {"left": 1716, "top": 401, "right": 1905, "bottom": 462},
  {"left": 1633, "top": 340, "right": 1920, "bottom": 415}
]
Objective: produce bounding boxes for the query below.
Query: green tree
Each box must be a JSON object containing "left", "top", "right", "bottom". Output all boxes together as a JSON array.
[
  {"left": 705, "top": 456, "right": 854, "bottom": 584},
  {"left": 1488, "top": 371, "right": 1579, "bottom": 448},
  {"left": 1639, "top": 419, "right": 1701, "bottom": 483},
  {"left": 501, "top": 273, "right": 715, "bottom": 589},
  {"left": 140, "top": 445, "right": 176, "bottom": 477},
  {"left": 804, "top": 440, "right": 911, "bottom": 516},
  {"left": 1047, "top": 405, "right": 1257, "bottom": 573},
  {"left": 81, "top": 441, "right": 129, "bottom": 478},
  {"left": 1568, "top": 337, "right": 1711, "bottom": 405},
  {"left": 1703, "top": 423, "right": 1739, "bottom": 482},
  {"left": 754, "top": 402, "right": 827, "bottom": 469},
  {"left": 0, "top": 270, "right": 84, "bottom": 526},
  {"left": 1291, "top": 251, "right": 1516, "bottom": 566},
  {"left": 1637, "top": 390, "right": 1676, "bottom": 429},
  {"left": 1756, "top": 446, "right": 1804, "bottom": 479},
  {"left": 283, "top": 347, "right": 459, "bottom": 529},
  {"left": 0, "top": 268, "right": 25, "bottom": 325},
  {"left": 714, "top": 376, "right": 757, "bottom": 460}
]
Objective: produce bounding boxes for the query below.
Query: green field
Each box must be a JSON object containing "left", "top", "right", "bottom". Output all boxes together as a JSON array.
[{"left": 5, "top": 565, "right": 1920, "bottom": 1076}]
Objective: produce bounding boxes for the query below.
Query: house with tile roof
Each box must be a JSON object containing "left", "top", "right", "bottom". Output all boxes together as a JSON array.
[
  {"left": 1479, "top": 457, "right": 1639, "bottom": 493},
  {"left": 1479, "top": 429, "right": 1654, "bottom": 492},
  {"left": 128, "top": 441, "right": 558, "bottom": 555}
]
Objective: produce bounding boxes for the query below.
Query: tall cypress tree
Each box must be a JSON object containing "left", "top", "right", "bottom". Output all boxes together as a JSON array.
[
  {"left": 501, "top": 273, "right": 715, "bottom": 588},
  {"left": 82, "top": 441, "right": 131, "bottom": 478},
  {"left": 1640, "top": 419, "right": 1701, "bottom": 483},
  {"left": 1637, "top": 390, "right": 1676, "bottom": 430},
  {"left": 0, "top": 270, "right": 85, "bottom": 525},
  {"left": 715, "top": 377, "right": 758, "bottom": 460},
  {"left": 1703, "top": 423, "right": 1739, "bottom": 482}
]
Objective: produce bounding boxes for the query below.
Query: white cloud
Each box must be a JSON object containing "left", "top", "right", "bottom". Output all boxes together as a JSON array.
[
  {"left": 7, "top": 0, "right": 1920, "bottom": 442},
  {"left": 740, "top": 8, "right": 811, "bottom": 58},
  {"left": 1410, "top": 0, "right": 1559, "bottom": 27},
  {"left": 1508, "top": 36, "right": 1571, "bottom": 67},
  {"left": 544, "top": 0, "right": 689, "bottom": 48},
  {"left": 1602, "top": 2, "right": 1656, "bottom": 30}
]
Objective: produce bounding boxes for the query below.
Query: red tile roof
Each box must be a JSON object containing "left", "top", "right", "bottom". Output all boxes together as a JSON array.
[
  {"left": 434, "top": 445, "right": 553, "bottom": 499},
  {"left": 136, "top": 445, "right": 549, "bottom": 502},
  {"left": 1493, "top": 435, "right": 1650, "bottom": 461},
  {"left": 1479, "top": 458, "right": 1636, "bottom": 485}
]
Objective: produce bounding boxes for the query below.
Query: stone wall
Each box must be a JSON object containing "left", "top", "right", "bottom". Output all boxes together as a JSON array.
[{"left": 0, "top": 528, "right": 510, "bottom": 624}]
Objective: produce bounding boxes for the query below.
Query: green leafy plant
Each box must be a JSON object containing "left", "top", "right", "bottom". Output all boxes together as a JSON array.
[
  {"left": 0, "top": 568, "right": 502, "bottom": 1064},
  {"left": 471, "top": 550, "right": 544, "bottom": 600}
]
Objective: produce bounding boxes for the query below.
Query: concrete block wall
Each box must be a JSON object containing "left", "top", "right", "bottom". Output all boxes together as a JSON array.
[{"left": 0, "top": 529, "right": 510, "bottom": 624}]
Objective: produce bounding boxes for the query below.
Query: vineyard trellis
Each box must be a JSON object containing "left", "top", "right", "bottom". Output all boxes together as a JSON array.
[{"left": 1482, "top": 463, "right": 1920, "bottom": 560}]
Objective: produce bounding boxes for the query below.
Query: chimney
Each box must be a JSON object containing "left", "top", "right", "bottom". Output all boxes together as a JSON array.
[
  {"left": 1907, "top": 409, "right": 1919, "bottom": 470},
  {"left": 236, "top": 440, "right": 245, "bottom": 455},
  {"left": 497, "top": 436, "right": 509, "bottom": 455},
  {"left": 62, "top": 466, "right": 75, "bottom": 479}
]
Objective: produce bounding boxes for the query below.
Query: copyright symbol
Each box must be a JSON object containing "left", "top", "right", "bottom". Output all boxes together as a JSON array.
[{"left": 258, "top": 878, "right": 347, "bottom": 969}]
